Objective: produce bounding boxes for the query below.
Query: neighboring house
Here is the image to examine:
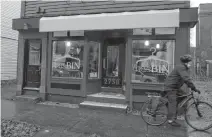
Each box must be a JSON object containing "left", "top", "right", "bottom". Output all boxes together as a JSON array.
[
  {"left": 196, "top": 3, "right": 212, "bottom": 77},
  {"left": 1, "top": 1, "right": 21, "bottom": 80}
]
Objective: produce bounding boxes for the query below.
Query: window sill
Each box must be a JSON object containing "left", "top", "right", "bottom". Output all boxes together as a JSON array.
[
  {"left": 23, "top": 87, "right": 40, "bottom": 91},
  {"left": 51, "top": 77, "right": 82, "bottom": 84},
  {"left": 131, "top": 82, "right": 164, "bottom": 91}
]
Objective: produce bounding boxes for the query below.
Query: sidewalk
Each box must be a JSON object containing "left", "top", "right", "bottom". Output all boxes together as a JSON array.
[
  {"left": 2, "top": 100, "right": 187, "bottom": 137},
  {"left": 1, "top": 84, "right": 187, "bottom": 137}
]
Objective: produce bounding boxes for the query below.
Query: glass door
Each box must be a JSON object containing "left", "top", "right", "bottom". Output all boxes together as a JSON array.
[
  {"left": 24, "top": 39, "right": 42, "bottom": 88},
  {"left": 102, "top": 38, "right": 125, "bottom": 88}
]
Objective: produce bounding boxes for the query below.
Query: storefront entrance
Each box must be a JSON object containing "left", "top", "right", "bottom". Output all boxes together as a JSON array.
[
  {"left": 102, "top": 38, "right": 125, "bottom": 89},
  {"left": 24, "top": 39, "right": 42, "bottom": 88}
]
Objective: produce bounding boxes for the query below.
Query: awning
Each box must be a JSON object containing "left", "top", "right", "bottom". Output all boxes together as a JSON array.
[{"left": 39, "top": 9, "right": 179, "bottom": 32}]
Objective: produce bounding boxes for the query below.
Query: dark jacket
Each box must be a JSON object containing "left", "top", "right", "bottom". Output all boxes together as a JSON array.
[{"left": 164, "top": 64, "right": 196, "bottom": 91}]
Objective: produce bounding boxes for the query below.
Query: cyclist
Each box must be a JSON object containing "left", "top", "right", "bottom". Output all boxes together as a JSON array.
[{"left": 163, "top": 54, "right": 200, "bottom": 127}]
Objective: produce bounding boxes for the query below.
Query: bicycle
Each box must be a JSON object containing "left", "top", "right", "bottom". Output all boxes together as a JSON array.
[{"left": 140, "top": 91, "right": 212, "bottom": 131}]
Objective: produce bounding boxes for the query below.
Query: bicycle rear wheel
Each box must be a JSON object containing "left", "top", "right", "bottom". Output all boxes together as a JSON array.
[
  {"left": 185, "top": 101, "right": 212, "bottom": 131},
  {"left": 141, "top": 100, "right": 168, "bottom": 126}
]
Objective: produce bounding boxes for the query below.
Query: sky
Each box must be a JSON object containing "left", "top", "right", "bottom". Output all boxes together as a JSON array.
[
  {"left": 190, "top": 0, "right": 212, "bottom": 47},
  {"left": 191, "top": 0, "right": 212, "bottom": 7}
]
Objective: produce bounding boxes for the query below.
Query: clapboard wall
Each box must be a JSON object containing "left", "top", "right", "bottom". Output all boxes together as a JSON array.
[
  {"left": 1, "top": 1, "right": 21, "bottom": 80},
  {"left": 23, "top": 0, "right": 190, "bottom": 18},
  {"left": 196, "top": 3, "right": 212, "bottom": 77}
]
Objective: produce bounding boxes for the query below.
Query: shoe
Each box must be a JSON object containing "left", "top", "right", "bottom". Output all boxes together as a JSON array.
[{"left": 168, "top": 121, "right": 181, "bottom": 127}]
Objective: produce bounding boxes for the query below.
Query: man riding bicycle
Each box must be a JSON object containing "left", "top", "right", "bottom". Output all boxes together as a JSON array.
[{"left": 163, "top": 54, "right": 200, "bottom": 127}]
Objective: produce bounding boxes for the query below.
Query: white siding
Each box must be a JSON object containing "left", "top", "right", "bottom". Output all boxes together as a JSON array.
[{"left": 1, "top": 1, "right": 21, "bottom": 80}]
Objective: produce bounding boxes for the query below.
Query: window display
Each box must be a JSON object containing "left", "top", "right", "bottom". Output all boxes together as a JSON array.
[
  {"left": 132, "top": 40, "right": 175, "bottom": 83},
  {"left": 52, "top": 41, "right": 84, "bottom": 79},
  {"left": 88, "top": 42, "right": 100, "bottom": 78}
]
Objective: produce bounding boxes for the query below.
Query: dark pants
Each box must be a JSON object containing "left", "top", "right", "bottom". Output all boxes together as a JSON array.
[{"left": 166, "top": 90, "right": 177, "bottom": 121}]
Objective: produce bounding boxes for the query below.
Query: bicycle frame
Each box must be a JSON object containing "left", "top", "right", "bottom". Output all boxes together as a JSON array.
[
  {"left": 177, "top": 93, "right": 193, "bottom": 109},
  {"left": 146, "top": 91, "right": 200, "bottom": 114},
  {"left": 177, "top": 91, "right": 201, "bottom": 114}
]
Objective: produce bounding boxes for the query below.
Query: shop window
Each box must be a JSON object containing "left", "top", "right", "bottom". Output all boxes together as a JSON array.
[
  {"left": 52, "top": 40, "right": 84, "bottom": 79},
  {"left": 88, "top": 42, "right": 100, "bottom": 78},
  {"left": 132, "top": 40, "right": 175, "bottom": 83}
]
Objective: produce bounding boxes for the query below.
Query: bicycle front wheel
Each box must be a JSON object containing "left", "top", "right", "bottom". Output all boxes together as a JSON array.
[
  {"left": 141, "top": 100, "right": 168, "bottom": 126},
  {"left": 185, "top": 101, "right": 212, "bottom": 131}
]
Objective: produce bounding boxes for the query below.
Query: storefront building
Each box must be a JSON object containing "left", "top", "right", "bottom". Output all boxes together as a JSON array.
[{"left": 12, "top": 1, "right": 198, "bottom": 108}]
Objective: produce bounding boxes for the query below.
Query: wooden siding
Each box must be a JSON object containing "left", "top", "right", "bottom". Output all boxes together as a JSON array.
[
  {"left": 196, "top": 3, "right": 212, "bottom": 63},
  {"left": 199, "top": 3, "right": 212, "bottom": 15},
  {"left": 23, "top": 1, "right": 190, "bottom": 18},
  {"left": 1, "top": 1, "right": 21, "bottom": 80}
]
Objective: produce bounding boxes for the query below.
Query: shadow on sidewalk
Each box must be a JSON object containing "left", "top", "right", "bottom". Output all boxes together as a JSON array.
[{"left": 188, "top": 130, "right": 212, "bottom": 137}]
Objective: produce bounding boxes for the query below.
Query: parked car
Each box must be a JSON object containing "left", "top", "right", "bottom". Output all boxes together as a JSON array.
[{"left": 132, "top": 71, "right": 158, "bottom": 83}]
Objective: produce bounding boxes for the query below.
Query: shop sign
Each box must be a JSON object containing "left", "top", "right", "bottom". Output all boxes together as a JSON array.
[
  {"left": 155, "top": 27, "right": 175, "bottom": 35},
  {"left": 133, "top": 56, "right": 169, "bottom": 76},
  {"left": 69, "top": 30, "right": 84, "bottom": 36},
  {"left": 53, "top": 31, "right": 68, "bottom": 37},
  {"left": 133, "top": 61, "right": 169, "bottom": 75},
  {"left": 133, "top": 28, "right": 153, "bottom": 35},
  {"left": 54, "top": 56, "right": 81, "bottom": 70},
  {"left": 55, "top": 62, "right": 80, "bottom": 70}
]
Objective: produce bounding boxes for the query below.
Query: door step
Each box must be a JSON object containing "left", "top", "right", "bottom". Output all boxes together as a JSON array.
[
  {"left": 80, "top": 92, "right": 128, "bottom": 112},
  {"left": 79, "top": 101, "right": 128, "bottom": 113},
  {"left": 101, "top": 87, "right": 123, "bottom": 94},
  {"left": 15, "top": 95, "right": 41, "bottom": 103},
  {"left": 87, "top": 92, "right": 126, "bottom": 104}
]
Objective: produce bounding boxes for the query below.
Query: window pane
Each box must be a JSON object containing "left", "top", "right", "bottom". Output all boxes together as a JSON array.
[
  {"left": 52, "top": 40, "right": 84, "bottom": 79},
  {"left": 132, "top": 40, "right": 175, "bottom": 83},
  {"left": 106, "top": 46, "right": 119, "bottom": 77},
  {"left": 28, "top": 40, "right": 41, "bottom": 65},
  {"left": 88, "top": 42, "right": 100, "bottom": 78}
]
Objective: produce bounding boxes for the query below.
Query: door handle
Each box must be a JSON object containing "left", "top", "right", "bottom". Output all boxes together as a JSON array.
[
  {"left": 38, "top": 66, "right": 41, "bottom": 71},
  {"left": 103, "top": 58, "right": 106, "bottom": 69}
]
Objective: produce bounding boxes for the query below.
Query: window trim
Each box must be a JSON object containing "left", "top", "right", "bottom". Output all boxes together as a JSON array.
[{"left": 211, "top": 29, "right": 212, "bottom": 46}]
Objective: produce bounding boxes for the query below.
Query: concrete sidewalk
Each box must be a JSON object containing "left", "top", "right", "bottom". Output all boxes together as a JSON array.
[
  {"left": 2, "top": 84, "right": 188, "bottom": 137},
  {"left": 2, "top": 100, "right": 187, "bottom": 137}
]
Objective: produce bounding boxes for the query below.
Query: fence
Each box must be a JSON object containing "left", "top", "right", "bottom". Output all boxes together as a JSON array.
[{"left": 1, "top": 76, "right": 17, "bottom": 87}]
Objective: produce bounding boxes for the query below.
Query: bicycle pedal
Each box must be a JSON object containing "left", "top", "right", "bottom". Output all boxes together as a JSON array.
[{"left": 147, "top": 110, "right": 156, "bottom": 117}]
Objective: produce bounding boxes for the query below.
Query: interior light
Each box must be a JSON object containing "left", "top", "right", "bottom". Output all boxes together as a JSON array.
[
  {"left": 156, "top": 44, "right": 160, "bottom": 49},
  {"left": 144, "top": 40, "right": 149, "bottom": 46},
  {"left": 66, "top": 41, "right": 71, "bottom": 47}
]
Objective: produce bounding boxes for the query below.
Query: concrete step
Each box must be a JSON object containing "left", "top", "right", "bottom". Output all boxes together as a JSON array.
[
  {"left": 86, "top": 92, "right": 126, "bottom": 104},
  {"left": 15, "top": 95, "right": 41, "bottom": 103},
  {"left": 79, "top": 101, "right": 128, "bottom": 113}
]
